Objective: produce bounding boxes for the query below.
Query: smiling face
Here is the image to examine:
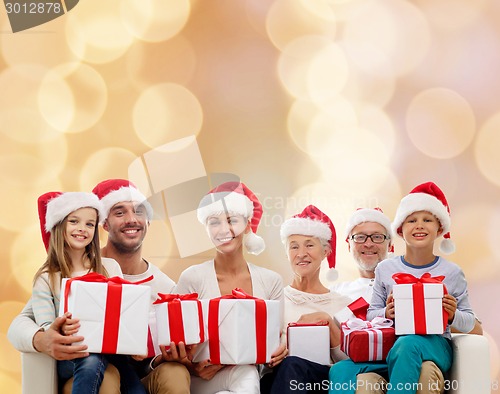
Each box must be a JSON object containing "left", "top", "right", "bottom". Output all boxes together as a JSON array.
[
  {"left": 103, "top": 201, "right": 148, "bottom": 254},
  {"left": 287, "top": 234, "right": 327, "bottom": 280},
  {"left": 349, "top": 222, "right": 391, "bottom": 276},
  {"left": 399, "top": 210, "right": 443, "bottom": 250},
  {"left": 206, "top": 212, "right": 250, "bottom": 254},
  {"left": 64, "top": 207, "right": 97, "bottom": 251}
]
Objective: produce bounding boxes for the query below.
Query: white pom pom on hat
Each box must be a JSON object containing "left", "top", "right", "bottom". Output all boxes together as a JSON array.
[{"left": 392, "top": 181, "right": 455, "bottom": 254}]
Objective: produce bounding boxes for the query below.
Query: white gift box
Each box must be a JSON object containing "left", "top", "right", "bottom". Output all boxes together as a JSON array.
[
  {"left": 193, "top": 297, "right": 280, "bottom": 365},
  {"left": 60, "top": 277, "right": 151, "bottom": 355},
  {"left": 393, "top": 283, "right": 446, "bottom": 335},
  {"left": 287, "top": 323, "right": 330, "bottom": 365},
  {"left": 154, "top": 297, "right": 205, "bottom": 346}
]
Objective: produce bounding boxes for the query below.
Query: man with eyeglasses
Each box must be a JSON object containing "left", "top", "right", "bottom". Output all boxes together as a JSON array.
[{"left": 331, "top": 208, "right": 445, "bottom": 394}]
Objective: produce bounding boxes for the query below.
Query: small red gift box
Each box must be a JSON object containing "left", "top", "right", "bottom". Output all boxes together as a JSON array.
[
  {"left": 153, "top": 293, "right": 205, "bottom": 346},
  {"left": 341, "top": 317, "right": 395, "bottom": 362},
  {"left": 392, "top": 273, "right": 449, "bottom": 335}
]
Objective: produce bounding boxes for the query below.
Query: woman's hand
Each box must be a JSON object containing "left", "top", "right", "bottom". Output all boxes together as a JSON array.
[
  {"left": 385, "top": 293, "right": 395, "bottom": 319},
  {"left": 189, "top": 359, "right": 225, "bottom": 380},
  {"left": 296, "top": 311, "right": 331, "bottom": 325},
  {"left": 442, "top": 294, "right": 457, "bottom": 323},
  {"left": 267, "top": 343, "right": 287, "bottom": 368}
]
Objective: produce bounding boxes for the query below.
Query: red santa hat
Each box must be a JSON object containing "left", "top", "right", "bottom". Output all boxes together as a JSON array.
[
  {"left": 38, "top": 191, "right": 104, "bottom": 250},
  {"left": 197, "top": 181, "right": 265, "bottom": 255},
  {"left": 392, "top": 181, "right": 455, "bottom": 254},
  {"left": 280, "top": 205, "right": 338, "bottom": 281},
  {"left": 345, "top": 207, "right": 394, "bottom": 253},
  {"left": 92, "top": 179, "right": 153, "bottom": 221}
]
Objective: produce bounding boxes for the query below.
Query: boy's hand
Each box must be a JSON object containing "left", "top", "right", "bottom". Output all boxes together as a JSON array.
[
  {"left": 61, "top": 312, "right": 81, "bottom": 336},
  {"left": 442, "top": 294, "right": 457, "bottom": 323},
  {"left": 385, "top": 293, "right": 395, "bottom": 319}
]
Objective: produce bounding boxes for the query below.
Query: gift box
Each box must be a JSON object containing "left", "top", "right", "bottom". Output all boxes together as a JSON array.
[
  {"left": 192, "top": 288, "right": 280, "bottom": 365},
  {"left": 287, "top": 322, "right": 330, "bottom": 365},
  {"left": 154, "top": 293, "right": 205, "bottom": 346},
  {"left": 59, "top": 273, "right": 151, "bottom": 355},
  {"left": 334, "top": 297, "right": 369, "bottom": 325},
  {"left": 392, "top": 273, "right": 448, "bottom": 335},
  {"left": 341, "top": 317, "right": 395, "bottom": 362}
]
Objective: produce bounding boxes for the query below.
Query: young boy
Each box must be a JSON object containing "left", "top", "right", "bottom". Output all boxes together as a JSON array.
[{"left": 329, "top": 182, "right": 475, "bottom": 394}]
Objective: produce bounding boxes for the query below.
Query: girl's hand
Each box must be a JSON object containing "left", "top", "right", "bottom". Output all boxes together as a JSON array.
[
  {"left": 267, "top": 343, "right": 287, "bottom": 368},
  {"left": 385, "top": 293, "right": 395, "bottom": 319},
  {"left": 442, "top": 294, "right": 457, "bottom": 323},
  {"left": 60, "top": 312, "right": 81, "bottom": 336}
]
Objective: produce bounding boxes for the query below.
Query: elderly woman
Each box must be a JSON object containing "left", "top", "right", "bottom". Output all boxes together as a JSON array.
[
  {"left": 261, "top": 205, "right": 351, "bottom": 394},
  {"left": 175, "top": 181, "right": 286, "bottom": 394}
]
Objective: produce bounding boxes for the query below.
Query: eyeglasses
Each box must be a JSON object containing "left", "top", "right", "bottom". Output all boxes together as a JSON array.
[{"left": 350, "top": 233, "right": 388, "bottom": 244}]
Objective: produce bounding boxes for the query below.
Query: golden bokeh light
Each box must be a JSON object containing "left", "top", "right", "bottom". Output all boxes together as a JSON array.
[
  {"left": 126, "top": 37, "right": 197, "bottom": 90},
  {"left": 341, "top": 41, "right": 396, "bottom": 107},
  {"left": 142, "top": 220, "right": 174, "bottom": 272},
  {"left": 0, "top": 15, "right": 72, "bottom": 68},
  {"left": 343, "top": 0, "right": 430, "bottom": 76},
  {"left": 266, "top": 0, "right": 337, "bottom": 52},
  {"left": 452, "top": 203, "right": 499, "bottom": 281},
  {"left": 65, "top": 0, "right": 135, "bottom": 64},
  {"left": 418, "top": 0, "right": 488, "bottom": 31},
  {"left": 475, "top": 112, "right": 500, "bottom": 187},
  {"left": 10, "top": 225, "right": 47, "bottom": 294},
  {"left": 0, "top": 371, "right": 21, "bottom": 393},
  {"left": 38, "top": 63, "right": 107, "bottom": 133},
  {"left": 121, "top": 0, "right": 190, "bottom": 43},
  {"left": 357, "top": 105, "right": 396, "bottom": 155},
  {"left": 132, "top": 83, "right": 203, "bottom": 148},
  {"left": 79, "top": 148, "right": 139, "bottom": 192},
  {"left": 406, "top": 88, "right": 476, "bottom": 159},
  {"left": 0, "top": 65, "right": 62, "bottom": 143},
  {"left": 278, "top": 36, "right": 348, "bottom": 99}
]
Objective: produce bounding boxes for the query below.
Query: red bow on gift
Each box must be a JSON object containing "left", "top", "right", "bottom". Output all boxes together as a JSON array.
[
  {"left": 63, "top": 272, "right": 153, "bottom": 354},
  {"left": 153, "top": 293, "right": 199, "bottom": 304},
  {"left": 392, "top": 272, "right": 449, "bottom": 334}
]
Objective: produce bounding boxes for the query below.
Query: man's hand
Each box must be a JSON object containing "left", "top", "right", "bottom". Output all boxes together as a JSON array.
[
  {"left": 189, "top": 360, "right": 224, "bottom": 380},
  {"left": 33, "top": 313, "right": 88, "bottom": 360},
  {"left": 152, "top": 342, "right": 198, "bottom": 368}
]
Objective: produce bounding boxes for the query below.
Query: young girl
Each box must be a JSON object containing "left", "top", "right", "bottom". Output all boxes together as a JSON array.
[
  {"left": 175, "top": 181, "right": 286, "bottom": 394},
  {"left": 32, "top": 191, "right": 144, "bottom": 394}
]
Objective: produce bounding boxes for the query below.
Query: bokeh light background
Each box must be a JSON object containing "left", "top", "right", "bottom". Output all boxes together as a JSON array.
[{"left": 1, "top": 0, "right": 500, "bottom": 392}]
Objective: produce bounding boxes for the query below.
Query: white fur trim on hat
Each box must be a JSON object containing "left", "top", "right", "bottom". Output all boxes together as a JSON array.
[
  {"left": 280, "top": 217, "right": 332, "bottom": 243},
  {"left": 197, "top": 192, "right": 253, "bottom": 224},
  {"left": 100, "top": 187, "right": 153, "bottom": 220},
  {"left": 345, "top": 208, "right": 392, "bottom": 240},
  {"left": 391, "top": 192, "right": 451, "bottom": 237},
  {"left": 45, "top": 192, "right": 104, "bottom": 232}
]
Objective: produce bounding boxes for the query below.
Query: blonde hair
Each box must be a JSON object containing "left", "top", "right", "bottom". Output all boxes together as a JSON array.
[{"left": 33, "top": 209, "right": 108, "bottom": 293}]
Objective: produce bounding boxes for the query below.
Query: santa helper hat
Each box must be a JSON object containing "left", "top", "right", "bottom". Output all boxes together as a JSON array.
[
  {"left": 280, "top": 205, "right": 338, "bottom": 281},
  {"left": 392, "top": 181, "right": 455, "bottom": 254},
  {"left": 38, "top": 191, "right": 105, "bottom": 251},
  {"left": 92, "top": 179, "right": 153, "bottom": 221},
  {"left": 345, "top": 207, "right": 394, "bottom": 253},
  {"left": 197, "top": 181, "right": 265, "bottom": 255}
]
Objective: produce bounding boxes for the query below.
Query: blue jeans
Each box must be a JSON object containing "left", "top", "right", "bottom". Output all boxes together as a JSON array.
[
  {"left": 329, "top": 335, "right": 452, "bottom": 394},
  {"left": 58, "top": 354, "right": 146, "bottom": 394},
  {"left": 58, "top": 354, "right": 107, "bottom": 394},
  {"left": 261, "top": 356, "right": 330, "bottom": 393}
]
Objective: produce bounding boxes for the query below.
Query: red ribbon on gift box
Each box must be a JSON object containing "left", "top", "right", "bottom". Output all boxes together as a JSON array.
[
  {"left": 63, "top": 272, "right": 153, "bottom": 354},
  {"left": 347, "top": 297, "right": 370, "bottom": 320},
  {"left": 208, "top": 288, "right": 267, "bottom": 364},
  {"left": 153, "top": 293, "right": 205, "bottom": 344},
  {"left": 392, "top": 272, "right": 449, "bottom": 334}
]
